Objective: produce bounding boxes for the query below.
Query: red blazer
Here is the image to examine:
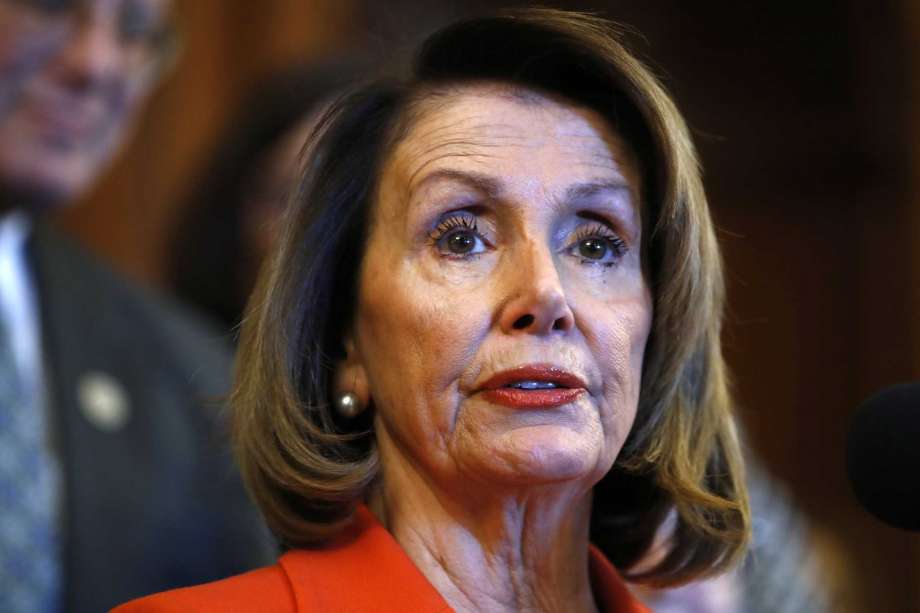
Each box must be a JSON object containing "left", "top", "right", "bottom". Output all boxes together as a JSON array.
[{"left": 113, "top": 506, "right": 651, "bottom": 612}]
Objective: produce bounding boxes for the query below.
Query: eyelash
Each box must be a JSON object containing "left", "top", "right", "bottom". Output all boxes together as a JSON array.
[
  {"left": 426, "top": 214, "right": 628, "bottom": 266},
  {"left": 427, "top": 214, "right": 487, "bottom": 259},
  {"left": 571, "top": 223, "right": 628, "bottom": 267},
  {"left": 427, "top": 214, "right": 479, "bottom": 243}
]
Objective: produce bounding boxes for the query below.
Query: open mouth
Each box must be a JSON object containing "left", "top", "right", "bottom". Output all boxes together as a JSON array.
[
  {"left": 505, "top": 380, "right": 568, "bottom": 390},
  {"left": 479, "top": 365, "right": 586, "bottom": 409}
]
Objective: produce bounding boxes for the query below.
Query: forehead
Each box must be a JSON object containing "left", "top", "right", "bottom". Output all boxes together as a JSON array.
[{"left": 382, "top": 83, "right": 637, "bottom": 200}]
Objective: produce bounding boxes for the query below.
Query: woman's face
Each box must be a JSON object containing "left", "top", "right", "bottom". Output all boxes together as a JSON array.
[{"left": 344, "top": 83, "right": 653, "bottom": 494}]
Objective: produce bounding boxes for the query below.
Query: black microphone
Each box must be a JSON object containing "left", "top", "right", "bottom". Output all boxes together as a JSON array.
[{"left": 845, "top": 383, "right": 920, "bottom": 531}]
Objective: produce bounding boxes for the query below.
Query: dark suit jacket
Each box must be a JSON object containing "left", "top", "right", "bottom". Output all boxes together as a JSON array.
[{"left": 29, "top": 224, "right": 275, "bottom": 613}]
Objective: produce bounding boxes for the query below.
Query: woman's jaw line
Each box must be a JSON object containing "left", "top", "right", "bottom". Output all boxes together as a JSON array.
[{"left": 370, "top": 430, "right": 599, "bottom": 613}]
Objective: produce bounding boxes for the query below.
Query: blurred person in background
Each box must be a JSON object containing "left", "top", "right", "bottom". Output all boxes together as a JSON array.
[
  {"left": 0, "top": 1, "right": 273, "bottom": 612},
  {"left": 632, "top": 459, "right": 832, "bottom": 612},
  {"left": 170, "top": 60, "right": 362, "bottom": 333}
]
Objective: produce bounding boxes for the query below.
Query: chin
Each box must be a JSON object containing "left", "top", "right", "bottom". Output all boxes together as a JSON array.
[
  {"left": 487, "top": 426, "right": 610, "bottom": 486},
  {"left": 0, "top": 156, "right": 93, "bottom": 211}
]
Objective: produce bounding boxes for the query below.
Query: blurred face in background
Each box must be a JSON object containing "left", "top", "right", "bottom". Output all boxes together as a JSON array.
[
  {"left": 240, "top": 113, "right": 320, "bottom": 281},
  {"left": 0, "top": 0, "right": 173, "bottom": 210}
]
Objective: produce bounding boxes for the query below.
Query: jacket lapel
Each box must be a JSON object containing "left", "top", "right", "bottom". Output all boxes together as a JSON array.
[
  {"left": 29, "top": 224, "right": 199, "bottom": 612},
  {"left": 279, "top": 506, "right": 453, "bottom": 613}
]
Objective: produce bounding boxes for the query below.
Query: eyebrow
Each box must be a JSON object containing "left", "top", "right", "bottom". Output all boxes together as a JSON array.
[
  {"left": 409, "top": 169, "right": 503, "bottom": 201},
  {"left": 563, "top": 180, "right": 632, "bottom": 203},
  {"left": 409, "top": 169, "right": 631, "bottom": 205}
]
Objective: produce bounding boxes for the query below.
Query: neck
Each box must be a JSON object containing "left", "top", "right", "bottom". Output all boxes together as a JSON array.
[
  {"left": 0, "top": 181, "right": 66, "bottom": 216},
  {"left": 371, "top": 438, "right": 600, "bottom": 613}
]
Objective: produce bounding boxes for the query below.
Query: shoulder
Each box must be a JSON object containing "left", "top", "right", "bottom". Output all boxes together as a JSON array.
[{"left": 111, "top": 565, "right": 295, "bottom": 613}]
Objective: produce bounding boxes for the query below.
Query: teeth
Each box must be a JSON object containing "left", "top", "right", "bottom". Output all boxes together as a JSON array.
[{"left": 508, "top": 381, "right": 559, "bottom": 390}]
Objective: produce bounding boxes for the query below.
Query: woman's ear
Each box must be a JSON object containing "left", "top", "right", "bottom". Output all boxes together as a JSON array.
[{"left": 332, "top": 334, "right": 371, "bottom": 413}]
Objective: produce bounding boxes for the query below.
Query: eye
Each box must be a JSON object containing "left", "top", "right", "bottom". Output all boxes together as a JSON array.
[
  {"left": 429, "top": 214, "right": 488, "bottom": 258},
  {"left": 567, "top": 224, "right": 628, "bottom": 266}
]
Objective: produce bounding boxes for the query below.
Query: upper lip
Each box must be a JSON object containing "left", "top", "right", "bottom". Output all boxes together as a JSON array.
[
  {"left": 30, "top": 102, "right": 99, "bottom": 136},
  {"left": 25, "top": 88, "right": 104, "bottom": 137},
  {"left": 478, "top": 364, "right": 587, "bottom": 391}
]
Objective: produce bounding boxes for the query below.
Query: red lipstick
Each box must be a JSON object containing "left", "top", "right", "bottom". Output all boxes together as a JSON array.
[{"left": 478, "top": 365, "right": 586, "bottom": 409}]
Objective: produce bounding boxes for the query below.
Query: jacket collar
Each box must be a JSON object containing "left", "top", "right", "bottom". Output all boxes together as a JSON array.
[{"left": 278, "top": 505, "right": 650, "bottom": 613}]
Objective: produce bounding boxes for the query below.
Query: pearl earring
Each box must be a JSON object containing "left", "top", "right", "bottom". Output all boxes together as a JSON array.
[{"left": 335, "top": 392, "right": 362, "bottom": 418}]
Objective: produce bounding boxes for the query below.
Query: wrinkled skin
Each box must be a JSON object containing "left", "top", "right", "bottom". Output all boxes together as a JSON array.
[{"left": 336, "top": 83, "right": 654, "bottom": 612}]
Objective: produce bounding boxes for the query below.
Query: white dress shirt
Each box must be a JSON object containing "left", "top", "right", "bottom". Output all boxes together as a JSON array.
[{"left": 0, "top": 211, "right": 45, "bottom": 410}]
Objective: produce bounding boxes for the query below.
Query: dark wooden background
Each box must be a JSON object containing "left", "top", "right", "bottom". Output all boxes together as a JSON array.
[{"left": 56, "top": 2, "right": 920, "bottom": 611}]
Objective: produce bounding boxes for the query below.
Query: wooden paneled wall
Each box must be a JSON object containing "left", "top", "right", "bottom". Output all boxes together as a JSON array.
[
  {"left": 612, "top": 4, "right": 919, "bottom": 610},
  {"left": 907, "top": 0, "right": 920, "bottom": 388},
  {"left": 52, "top": 1, "right": 920, "bottom": 611}
]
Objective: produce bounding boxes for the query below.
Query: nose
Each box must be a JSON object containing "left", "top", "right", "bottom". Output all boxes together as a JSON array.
[
  {"left": 56, "top": 14, "right": 126, "bottom": 91},
  {"left": 497, "top": 240, "right": 575, "bottom": 335}
]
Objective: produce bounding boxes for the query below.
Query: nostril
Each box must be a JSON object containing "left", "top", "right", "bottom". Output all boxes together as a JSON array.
[
  {"left": 552, "top": 318, "right": 566, "bottom": 331},
  {"left": 512, "top": 314, "right": 535, "bottom": 330}
]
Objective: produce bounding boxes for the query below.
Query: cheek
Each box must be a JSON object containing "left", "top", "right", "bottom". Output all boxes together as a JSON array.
[
  {"left": 0, "top": 20, "right": 68, "bottom": 112},
  {"left": 579, "top": 285, "right": 653, "bottom": 439},
  {"left": 601, "top": 303, "right": 651, "bottom": 392},
  {"left": 355, "top": 251, "right": 491, "bottom": 435}
]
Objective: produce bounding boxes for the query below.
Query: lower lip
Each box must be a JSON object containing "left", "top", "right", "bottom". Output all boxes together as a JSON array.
[{"left": 481, "top": 388, "right": 584, "bottom": 409}]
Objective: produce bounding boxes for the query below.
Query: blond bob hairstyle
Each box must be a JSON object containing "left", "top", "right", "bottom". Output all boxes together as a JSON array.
[{"left": 233, "top": 8, "right": 750, "bottom": 587}]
